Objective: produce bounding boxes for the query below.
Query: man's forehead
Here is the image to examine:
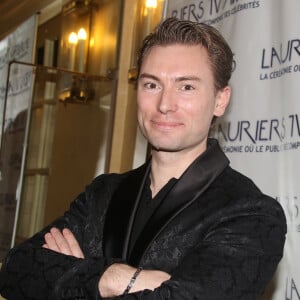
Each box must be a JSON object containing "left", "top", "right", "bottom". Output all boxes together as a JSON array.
[
  {"left": 140, "top": 45, "right": 211, "bottom": 80},
  {"left": 141, "top": 44, "right": 209, "bottom": 67}
]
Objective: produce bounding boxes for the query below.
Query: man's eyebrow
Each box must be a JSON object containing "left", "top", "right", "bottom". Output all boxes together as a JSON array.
[
  {"left": 175, "top": 75, "right": 201, "bottom": 82},
  {"left": 139, "top": 73, "right": 160, "bottom": 81},
  {"left": 139, "top": 73, "right": 201, "bottom": 82}
]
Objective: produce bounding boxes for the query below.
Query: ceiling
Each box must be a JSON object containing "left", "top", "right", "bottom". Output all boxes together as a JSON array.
[{"left": 0, "top": 0, "right": 55, "bottom": 40}]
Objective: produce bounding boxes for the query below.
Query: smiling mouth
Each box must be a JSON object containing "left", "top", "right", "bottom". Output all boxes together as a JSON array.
[{"left": 151, "top": 120, "right": 183, "bottom": 130}]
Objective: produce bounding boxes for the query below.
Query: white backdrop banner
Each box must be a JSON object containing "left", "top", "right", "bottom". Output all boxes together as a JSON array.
[
  {"left": 0, "top": 15, "right": 37, "bottom": 259},
  {"left": 165, "top": 1, "right": 300, "bottom": 299}
]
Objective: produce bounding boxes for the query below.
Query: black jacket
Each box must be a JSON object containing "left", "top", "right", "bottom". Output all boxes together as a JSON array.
[{"left": 0, "top": 139, "right": 286, "bottom": 299}]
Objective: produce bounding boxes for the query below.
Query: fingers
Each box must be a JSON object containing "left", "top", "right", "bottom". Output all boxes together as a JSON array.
[
  {"left": 44, "top": 227, "right": 72, "bottom": 255},
  {"left": 43, "top": 227, "right": 84, "bottom": 259},
  {"left": 62, "top": 228, "right": 84, "bottom": 258}
]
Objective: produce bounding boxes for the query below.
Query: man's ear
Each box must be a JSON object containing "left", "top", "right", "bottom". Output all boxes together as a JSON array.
[{"left": 214, "top": 86, "right": 231, "bottom": 117}]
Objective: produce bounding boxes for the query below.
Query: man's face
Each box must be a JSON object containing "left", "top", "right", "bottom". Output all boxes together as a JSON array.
[{"left": 137, "top": 44, "right": 230, "bottom": 155}]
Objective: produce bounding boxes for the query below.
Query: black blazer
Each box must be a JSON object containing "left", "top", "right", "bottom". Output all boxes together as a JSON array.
[{"left": 0, "top": 140, "right": 286, "bottom": 300}]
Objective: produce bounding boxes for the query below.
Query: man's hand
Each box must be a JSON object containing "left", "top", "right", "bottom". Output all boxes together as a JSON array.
[
  {"left": 99, "top": 263, "right": 171, "bottom": 297},
  {"left": 43, "top": 227, "right": 84, "bottom": 259},
  {"left": 43, "top": 228, "right": 171, "bottom": 297}
]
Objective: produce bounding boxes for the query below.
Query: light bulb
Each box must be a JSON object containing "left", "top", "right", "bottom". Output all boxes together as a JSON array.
[
  {"left": 68, "top": 32, "right": 78, "bottom": 44},
  {"left": 78, "top": 28, "right": 87, "bottom": 40},
  {"left": 146, "top": 0, "right": 157, "bottom": 8}
]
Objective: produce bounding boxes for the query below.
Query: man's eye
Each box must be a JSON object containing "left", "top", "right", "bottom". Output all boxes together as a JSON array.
[
  {"left": 181, "top": 84, "right": 195, "bottom": 91},
  {"left": 144, "top": 82, "right": 157, "bottom": 89}
]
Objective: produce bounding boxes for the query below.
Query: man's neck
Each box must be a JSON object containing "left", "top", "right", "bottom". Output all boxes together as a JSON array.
[{"left": 150, "top": 145, "right": 207, "bottom": 197}]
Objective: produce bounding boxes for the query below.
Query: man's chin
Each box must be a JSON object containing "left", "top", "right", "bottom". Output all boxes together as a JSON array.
[{"left": 151, "top": 144, "right": 181, "bottom": 153}]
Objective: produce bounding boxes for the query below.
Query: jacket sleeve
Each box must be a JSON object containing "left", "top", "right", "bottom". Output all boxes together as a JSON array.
[
  {"left": 0, "top": 175, "right": 113, "bottom": 300},
  {"left": 103, "top": 196, "right": 286, "bottom": 300}
]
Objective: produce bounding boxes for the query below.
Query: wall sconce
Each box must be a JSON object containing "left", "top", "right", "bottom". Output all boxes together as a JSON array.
[
  {"left": 63, "top": 28, "right": 91, "bottom": 103},
  {"left": 59, "top": 0, "right": 98, "bottom": 103},
  {"left": 67, "top": 28, "right": 87, "bottom": 73},
  {"left": 128, "top": 0, "right": 164, "bottom": 84},
  {"left": 143, "top": 0, "right": 158, "bottom": 35}
]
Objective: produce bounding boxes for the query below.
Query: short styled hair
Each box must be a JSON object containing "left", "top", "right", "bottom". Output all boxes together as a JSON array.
[{"left": 137, "top": 17, "right": 233, "bottom": 91}]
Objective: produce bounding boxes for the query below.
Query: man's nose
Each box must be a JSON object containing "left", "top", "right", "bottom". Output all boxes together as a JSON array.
[{"left": 158, "top": 88, "right": 178, "bottom": 114}]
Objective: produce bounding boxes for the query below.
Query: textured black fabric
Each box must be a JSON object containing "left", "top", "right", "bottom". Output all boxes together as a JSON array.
[
  {"left": 0, "top": 139, "right": 286, "bottom": 300},
  {"left": 128, "top": 177, "right": 177, "bottom": 261}
]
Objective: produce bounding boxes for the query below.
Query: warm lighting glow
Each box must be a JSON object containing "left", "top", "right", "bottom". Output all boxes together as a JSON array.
[
  {"left": 89, "top": 37, "right": 95, "bottom": 47},
  {"left": 78, "top": 28, "right": 87, "bottom": 40},
  {"left": 146, "top": 0, "right": 157, "bottom": 8},
  {"left": 68, "top": 32, "right": 78, "bottom": 44}
]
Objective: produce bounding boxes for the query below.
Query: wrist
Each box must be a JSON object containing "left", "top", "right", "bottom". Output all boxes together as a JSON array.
[
  {"left": 99, "top": 263, "right": 139, "bottom": 298},
  {"left": 123, "top": 266, "right": 143, "bottom": 295}
]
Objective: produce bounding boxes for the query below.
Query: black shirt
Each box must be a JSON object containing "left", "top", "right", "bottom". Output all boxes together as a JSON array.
[{"left": 128, "top": 176, "right": 178, "bottom": 258}]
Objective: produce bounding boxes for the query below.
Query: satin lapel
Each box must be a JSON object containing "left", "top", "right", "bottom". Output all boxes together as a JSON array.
[
  {"left": 129, "top": 140, "right": 229, "bottom": 265},
  {"left": 103, "top": 162, "right": 150, "bottom": 260}
]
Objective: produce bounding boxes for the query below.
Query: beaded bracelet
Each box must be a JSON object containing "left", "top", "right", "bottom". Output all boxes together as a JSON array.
[{"left": 123, "top": 266, "right": 143, "bottom": 295}]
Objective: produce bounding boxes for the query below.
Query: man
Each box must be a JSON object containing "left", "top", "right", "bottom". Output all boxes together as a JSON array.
[{"left": 0, "top": 17, "right": 286, "bottom": 299}]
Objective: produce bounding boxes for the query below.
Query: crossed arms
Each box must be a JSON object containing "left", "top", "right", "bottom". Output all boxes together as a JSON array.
[{"left": 43, "top": 227, "right": 171, "bottom": 297}]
